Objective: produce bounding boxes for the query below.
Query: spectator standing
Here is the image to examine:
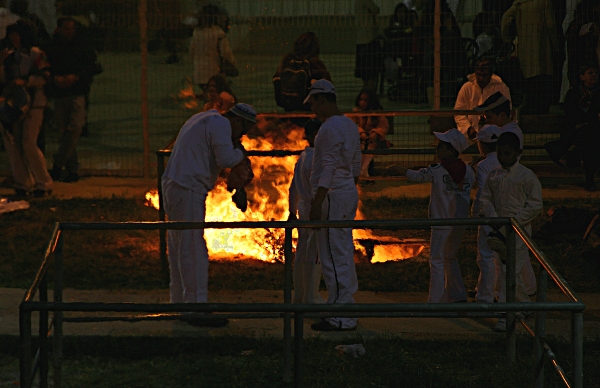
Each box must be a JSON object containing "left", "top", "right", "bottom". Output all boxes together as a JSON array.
[
  {"left": 471, "top": 125, "right": 503, "bottom": 303},
  {"left": 288, "top": 118, "right": 326, "bottom": 304},
  {"left": 501, "top": 0, "right": 559, "bottom": 114},
  {"left": 454, "top": 58, "right": 511, "bottom": 140},
  {"left": 0, "top": 19, "right": 51, "bottom": 197},
  {"left": 190, "top": 4, "right": 234, "bottom": 101},
  {"left": 162, "top": 104, "right": 256, "bottom": 327},
  {"left": 202, "top": 74, "right": 236, "bottom": 114},
  {"left": 398, "top": 129, "right": 475, "bottom": 303},
  {"left": 479, "top": 132, "right": 543, "bottom": 332},
  {"left": 306, "top": 80, "right": 362, "bottom": 331},
  {"left": 351, "top": 88, "right": 389, "bottom": 178},
  {"left": 354, "top": 0, "right": 381, "bottom": 89},
  {"left": 273, "top": 32, "right": 331, "bottom": 116},
  {"left": 45, "top": 16, "right": 100, "bottom": 183}
]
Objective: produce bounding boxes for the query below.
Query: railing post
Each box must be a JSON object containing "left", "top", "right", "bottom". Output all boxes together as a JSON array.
[
  {"left": 533, "top": 269, "right": 548, "bottom": 388},
  {"left": 294, "top": 311, "right": 304, "bottom": 388},
  {"left": 53, "top": 232, "right": 64, "bottom": 388},
  {"left": 39, "top": 273, "right": 49, "bottom": 388},
  {"left": 571, "top": 311, "right": 583, "bottom": 388},
  {"left": 283, "top": 227, "right": 293, "bottom": 382},
  {"left": 505, "top": 224, "right": 516, "bottom": 362},
  {"left": 157, "top": 153, "right": 168, "bottom": 287},
  {"left": 19, "top": 308, "right": 32, "bottom": 388}
]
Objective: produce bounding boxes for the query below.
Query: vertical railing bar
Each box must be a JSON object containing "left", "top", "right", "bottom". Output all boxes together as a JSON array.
[
  {"left": 571, "top": 312, "right": 583, "bottom": 388},
  {"left": 53, "top": 231, "right": 64, "bottom": 388},
  {"left": 19, "top": 309, "right": 32, "bottom": 388},
  {"left": 506, "top": 225, "right": 516, "bottom": 362},
  {"left": 157, "top": 153, "right": 168, "bottom": 287},
  {"left": 39, "top": 273, "right": 49, "bottom": 388},
  {"left": 294, "top": 311, "right": 304, "bottom": 388},
  {"left": 534, "top": 269, "right": 548, "bottom": 388},
  {"left": 283, "top": 227, "right": 293, "bottom": 382}
]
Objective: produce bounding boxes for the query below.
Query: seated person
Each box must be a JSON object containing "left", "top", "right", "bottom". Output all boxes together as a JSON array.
[
  {"left": 454, "top": 58, "right": 511, "bottom": 140},
  {"left": 351, "top": 88, "right": 389, "bottom": 177},
  {"left": 203, "top": 74, "right": 236, "bottom": 114}
]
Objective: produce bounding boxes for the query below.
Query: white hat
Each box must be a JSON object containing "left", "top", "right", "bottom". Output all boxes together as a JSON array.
[
  {"left": 229, "top": 103, "right": 256, "bottom": 123},
  {"left": 303, "top": 79, "right": 336, "bottom": 104},
  {"left": 434, "top": 128, "right": 468, "bottom": 153},
  {"left": 475, "top": 124, "right": 502, "bottom": 143},
  {"left": 473, "top": 91, "right": 510, "bottom": 112}
]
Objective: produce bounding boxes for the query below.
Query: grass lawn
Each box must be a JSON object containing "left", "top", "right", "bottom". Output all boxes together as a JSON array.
[{"left": 1, "top": 195, "right": 599, "bottom": 387}]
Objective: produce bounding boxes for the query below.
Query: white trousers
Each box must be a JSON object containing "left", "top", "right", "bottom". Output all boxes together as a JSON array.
[
  {"left": 317, "top": 190, "right": 359, "bottom": 329},
  {"left": 162, "top": 177, "right": 209, "bottom": 304},
  {"left": 294, "top": 199, "right": 325, "bottom": 304},
  {"left": 496, "top": 224, "right": 536, "bottom": 303},
  {"left": 475, "top": 225, "right": 498, "bottom": 303},
  {"left": 1, "top": 108, "right": 52, "bottom": 191},
  {"left": 429, "top": 227, "right": 467, "bottom": 303}
]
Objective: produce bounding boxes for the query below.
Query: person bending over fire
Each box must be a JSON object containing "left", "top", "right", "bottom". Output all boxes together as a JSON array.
[{"left": 161, "top": 103, "right": 256, "bottom": 327}]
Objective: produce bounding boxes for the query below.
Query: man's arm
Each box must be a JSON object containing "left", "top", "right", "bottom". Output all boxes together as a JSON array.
[
  {"left": 309, "top": 186, "right": 329, "bottom": 221},
  {"left": 453, "top": 83, "right": 475, "bottom": 137},
  {"left": 515, "top": 173, "right": 543, "bottom": 226},
  {"left": 211, "top": 119, "right": 244, "bottom": 169}
]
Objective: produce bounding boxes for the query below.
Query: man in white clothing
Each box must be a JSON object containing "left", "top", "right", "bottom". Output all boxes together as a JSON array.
[
  {"left": 305, "top": 79, "right": 362, "bottom": 331},
  {"left": 162, "top": 103, "right": 256, "bottom": 327},
  {"left": 454, "top": 58, "right": 511, "bottom": 140}
]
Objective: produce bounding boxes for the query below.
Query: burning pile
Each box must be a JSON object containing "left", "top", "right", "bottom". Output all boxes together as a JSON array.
[{"left": 146, "top": 119, "right": 424, "bottom": 263}]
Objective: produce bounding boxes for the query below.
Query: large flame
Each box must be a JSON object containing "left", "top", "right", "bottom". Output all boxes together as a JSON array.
[{"left": 147, "top": 119, "right": 424, "bottom": 263}]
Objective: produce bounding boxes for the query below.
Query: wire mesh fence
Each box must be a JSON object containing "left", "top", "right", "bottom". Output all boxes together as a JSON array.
[{"left": 0, "top": 0, "right": 594, "bottom": 177}]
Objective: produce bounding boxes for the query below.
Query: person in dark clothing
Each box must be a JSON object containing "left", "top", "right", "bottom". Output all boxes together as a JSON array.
[{"left": 45, "top": 16, "right": 100, "bottom": 183}]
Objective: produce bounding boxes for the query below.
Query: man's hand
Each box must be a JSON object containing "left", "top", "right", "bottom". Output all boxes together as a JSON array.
[
  {"left": 309, "top": 186, "right": 328, "bottom": 225},
  {"left": 467, "top": 126, "right": 477, "bottom": 139},
  {"left": 287, "top": 212, "right": 297, "bottom": 221}
]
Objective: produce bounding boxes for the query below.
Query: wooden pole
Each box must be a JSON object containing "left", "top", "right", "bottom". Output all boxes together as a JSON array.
[
  {"left": 139, "top": 0, "right": 150, "bottom": 178},
  {"left": 433, "top": 0, "right": 441, "bottom": 110}
]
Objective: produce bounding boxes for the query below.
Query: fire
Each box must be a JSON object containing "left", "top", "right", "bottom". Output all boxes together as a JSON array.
[
  {"left": 176, "top": 78, "right": 199, "bottom": 110},
  {"left": 147, "top": 119, "right": 424, "bottom": 263}
]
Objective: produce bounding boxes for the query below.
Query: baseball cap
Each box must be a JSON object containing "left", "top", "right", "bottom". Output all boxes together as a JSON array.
[
  {"left": 434, "top": 128, "right": 468, "bottom": 153},
  {"left": 303, "top": 79, "right": 336, "bottom": 104},
  {"left": 473, "top": 91, "right": 509, "bottom": 112},
  {"left": 229, "top": 103, "right": 257, "bottom": 123},
  {"left": 475, "top": 124, "right": 502, "bottom": 143}
]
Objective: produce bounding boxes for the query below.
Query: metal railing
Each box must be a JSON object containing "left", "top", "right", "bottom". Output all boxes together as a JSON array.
[{"left": 20, "top": 217, "right": 585, "bottom": 388}]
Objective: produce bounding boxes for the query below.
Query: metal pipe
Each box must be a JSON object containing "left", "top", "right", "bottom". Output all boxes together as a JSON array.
[
  {"left": 19, "top": 309, "right": 32, "bottom": 388},
  {"left": 534, "top": 269, "right": 548, "bottom": 388},
  {"left": 156, "top": 152, "right": 168, "bottom": 287},
  {"left": 571, "top": 312, "right": 583, "bottom": 388},
  {"left": 505, "top": 226, "right": 516, "bottom": 362},
  {"left": 39, "top": 273, "right": 49, "bottom": 388},
  {"left": 283, "top": 228, "right": 293, "bottom": 382},
  {"left": 23, "top": 224, "right": 60, "bottom": 302},
  {"left": 53, "top": 233, "right": 64, "bottom": 388},
  {"left": 294, "top": 312, "right": 304, "bottom": 388},
  {"left": 511, "top": 220, "right": 582, "bottom": 304}
]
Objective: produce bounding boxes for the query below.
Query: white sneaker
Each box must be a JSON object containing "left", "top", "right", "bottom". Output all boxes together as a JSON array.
[{"left": 494, "top": 319, "right": 506, "bottom": 332}]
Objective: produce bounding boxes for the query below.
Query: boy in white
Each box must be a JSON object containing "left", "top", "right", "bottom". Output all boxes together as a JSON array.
[
  {"left": 479, "top": 132, "right": 543, "bottom": 332},
  {"left": 474, "top": 91, "right": 537, "bottom": 297},
  {"left": 396, "top": 128, "right": 476, "bottom": 303},
  {"left": 288, "top": 119, "right": 326, "bottom": 304},
  {"left": 305, "top": 80, "right": 362, "bottom": 331},
  {"left": 471, "top": 125, "right": 502, "bottom": 303}
]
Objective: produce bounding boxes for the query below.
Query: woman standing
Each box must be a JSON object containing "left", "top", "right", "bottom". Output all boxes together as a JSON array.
[{"left": 0, "top": 19, "right": 52, "bottom": 197}]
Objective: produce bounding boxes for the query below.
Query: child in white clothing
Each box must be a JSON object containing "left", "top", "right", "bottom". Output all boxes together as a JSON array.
[
  {"left": 288, "top": 119, "right": 326, "bottom": 304},
  {"left": 396, "top": 128, "right": 476, "bottom": 303},
  {"left": 479, "top": 132, "right": 543, "bottom": 332}
]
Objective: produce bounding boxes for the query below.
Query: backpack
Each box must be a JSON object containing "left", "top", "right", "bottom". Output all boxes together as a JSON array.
[{"left": 275, "top": 58, "right": 311, "bottom": 111}]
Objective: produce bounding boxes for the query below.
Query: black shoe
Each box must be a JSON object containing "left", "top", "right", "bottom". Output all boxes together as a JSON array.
[
  {"left": 311, "top": 319, "right": 356, "bottom": 332},
  {"left": 50, "top": 166, "right": 62, "bottom": 181},
  {"left": 184, "top": 314, "right": 229, "bottom": 328},
  {"left": 33, "top": 189, "right": 52, "bottom": 198},
  {"left": 63, "top": 172, "right": 79, "bottom": 183},
  {"left": 14, "top": 189, "right": 28, "bottom": 197}
]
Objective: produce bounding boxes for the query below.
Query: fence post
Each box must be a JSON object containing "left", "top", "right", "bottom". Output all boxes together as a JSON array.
[
  {"left": 283, "top": 227, "right": 293, "bottom": 382},
  {"left": 533, "top": 269, "right": 547, "bottom": 388},
  {"left": 39, "top": 273, "right": 49, "bottom": 388},
  {"left": 157, "top": 154, "right": 168, "bottom": 286},
  {"left": 571, "top": 311, "right": 583, "bottom": 388},
  {"left": 19, "top": 308, "right": 32, "bottom": 388},
  {"left": 53, "top": 232, "right": 64, "bottom": 388},
  {"left": 505, "top": 225, "right": 516, "bottom": 362}
]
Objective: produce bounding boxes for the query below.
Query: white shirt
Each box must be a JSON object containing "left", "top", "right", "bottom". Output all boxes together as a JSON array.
[
  {"left": 454, "top": 73, "right": 511, "bottom": 136},
  {"left": 311, "top": 115, "right": 361, "bottom": 194},
  {"left": 289, "top": 146, "right": 314, "bottom": 215},
  {"left": 472, "top": 152, "right": 499, "bottom": 216},
  {"left": 480, "top": 162, "right": 543, "bottom": 227},
  {"left": 163, "top": 110, "right": 243, "bottom": 194},
  {"left": 406, "top": 162, "right": 476, "bottom": 228}
]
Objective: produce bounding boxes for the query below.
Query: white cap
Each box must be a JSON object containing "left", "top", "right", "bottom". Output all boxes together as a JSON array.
[
  {"left": 434, "top": 128, "right": 468, "bottom": 153},
  {"left": 229, "top": 103, "right": 257, "bottom": 123},
  {"left": 473, "top": 91, "right": 509, "bottom": 112},
  {"left": 475, "top": 124, "right": 502, "bottom": 143},
  {"left": 303, "top": 79, "right": 336, "bottom": 104}
]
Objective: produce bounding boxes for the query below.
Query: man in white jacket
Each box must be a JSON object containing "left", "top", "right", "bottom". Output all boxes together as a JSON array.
[
  {"left": 454, "top": 58, "right": 511, "bottom": 140},
  {"left": 162, "top": 103, "right": 256, "bottom": 327}
]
